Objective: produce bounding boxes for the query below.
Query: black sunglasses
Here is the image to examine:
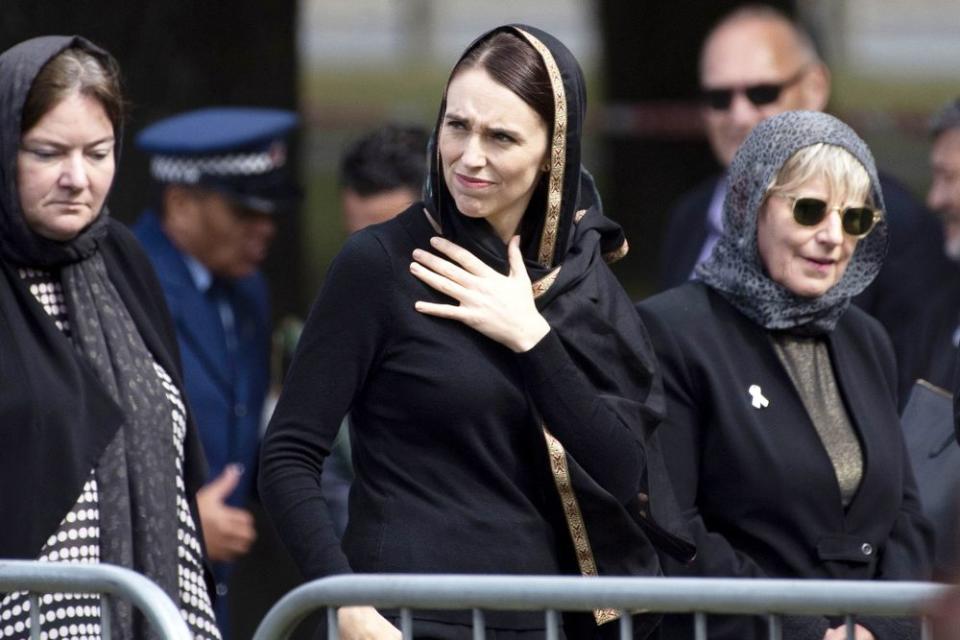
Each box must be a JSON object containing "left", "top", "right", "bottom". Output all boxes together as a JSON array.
[
  {"left": 701, "top": 68, "right": 807, "bottom": 111},
  {"left": 777, "top": 194, "right": 883, "bottom": 237}
]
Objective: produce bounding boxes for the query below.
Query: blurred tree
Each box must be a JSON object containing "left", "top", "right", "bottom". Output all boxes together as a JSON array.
[
  {"left": 596, "top": 0, "right": 794, "bottom": 297},
  {"left": 0, "top": 0, "right": 301, "bottom": 322}
]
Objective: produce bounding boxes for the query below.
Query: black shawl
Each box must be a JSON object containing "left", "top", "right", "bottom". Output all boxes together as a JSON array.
[
  {"left": 425, "top": 24, "right": 694, "bottom": 637},
  {"left": 0, "top": 36, "right": 190, "bottom": 639}
]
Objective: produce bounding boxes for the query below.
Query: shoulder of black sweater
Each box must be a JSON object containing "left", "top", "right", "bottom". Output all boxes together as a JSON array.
[
  {"left": 351, "top": 202, "right": 432, "bottom": 253},
  {"left": 321, "top": 210, "right": 407, "bottom": 290}
]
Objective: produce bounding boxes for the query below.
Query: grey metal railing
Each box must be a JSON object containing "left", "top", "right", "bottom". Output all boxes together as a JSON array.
[
  {"left": 0, "top": 560, "right": 192, "bottom": 640},
  {"left": 251, "top": 574, "right": 949, "bottom": 640}
]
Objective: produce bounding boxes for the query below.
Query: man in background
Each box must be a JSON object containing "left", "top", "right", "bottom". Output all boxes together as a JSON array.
[
  {"left": 893, "top": 99, "right": 960, "bottom": 397},
  {"left": 657, "top": 4, "right": 941, "bottom": 327},
  {"left": 131, "top": 106, "right": 300, "bottom": 637},
  {"left": 339, "top": 123, "right": 429, "bottom": 233}
]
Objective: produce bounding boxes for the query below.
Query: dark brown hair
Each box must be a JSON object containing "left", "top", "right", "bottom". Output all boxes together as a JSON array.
[
  {"left": 451, "top": 31, "right": 554, "bottom": 132},
  {"left": 21, "top": 44, "right": 125, "bottom": 136}
]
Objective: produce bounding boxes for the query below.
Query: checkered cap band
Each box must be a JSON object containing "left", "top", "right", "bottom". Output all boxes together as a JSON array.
[{"left": 150, "top": 147, "right": 286, "bottom": 184}]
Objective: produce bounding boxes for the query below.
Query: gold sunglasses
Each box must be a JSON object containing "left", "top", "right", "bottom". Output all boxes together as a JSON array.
[{"left": 774, "top": 193, "right": 883, "bottom": 238}]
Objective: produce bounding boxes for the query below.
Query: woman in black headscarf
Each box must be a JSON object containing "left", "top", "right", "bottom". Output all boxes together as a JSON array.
[
  {"left": 0, "top": 37, "right": 219, "bottom": 640},
  {"left": 260, "top": 24, "right": 692, "bottom": 640},
  {"left": 637, "top": 111, "right": 934, "bottom": 640}
]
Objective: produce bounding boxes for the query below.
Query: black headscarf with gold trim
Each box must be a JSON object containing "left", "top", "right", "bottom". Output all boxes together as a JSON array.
[{"left": 426, "top": 25, "right": 695, "bottom": 637}]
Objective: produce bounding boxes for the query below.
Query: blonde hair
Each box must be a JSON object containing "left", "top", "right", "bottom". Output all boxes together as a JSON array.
[{"left": 765, "top": 143, "right": 873, "bottom": 208}]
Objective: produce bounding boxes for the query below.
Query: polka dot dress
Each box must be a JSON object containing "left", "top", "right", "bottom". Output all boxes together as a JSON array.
[{"left": 1, "top": 269, "right": 221, "bottom": 640}]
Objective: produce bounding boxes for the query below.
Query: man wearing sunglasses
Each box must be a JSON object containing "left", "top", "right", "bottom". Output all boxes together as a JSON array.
[
  {"left": 657, "top": 5, "right": 939, "bottom": 326},
  {"left": 658, "top": 6, "right": 828, "bottom": 291}
]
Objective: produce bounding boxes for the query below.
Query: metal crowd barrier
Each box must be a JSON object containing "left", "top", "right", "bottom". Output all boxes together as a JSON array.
[
  {"left": 251, "top": 574, "right": 949, "bottom": 640},
  {"left": 0, "top": 560, "right": 192, "bottom": 640}
]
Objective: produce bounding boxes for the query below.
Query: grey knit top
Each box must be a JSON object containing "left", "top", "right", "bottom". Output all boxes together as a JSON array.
[{"left": 771, "top": 333, "right": 863, "bottom": 506}]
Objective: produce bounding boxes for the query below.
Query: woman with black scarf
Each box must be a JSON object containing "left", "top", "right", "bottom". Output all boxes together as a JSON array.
[
  {"left": 260, "top": 24, "right": 692, "bottom": 640},
  {"left": 0, "top": 37, "right": 219, "bottom": 640},
  {"left": 637, "top": 111, "right": 934, "bottom": 640}
]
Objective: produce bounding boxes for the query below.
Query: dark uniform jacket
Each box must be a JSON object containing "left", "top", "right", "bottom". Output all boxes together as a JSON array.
[{"left": 133, "top": 210, "right": 269, "bottom": 507}]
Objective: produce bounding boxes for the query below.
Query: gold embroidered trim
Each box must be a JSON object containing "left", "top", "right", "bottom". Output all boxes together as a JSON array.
[
  {"left": 532, "top": 267, "right": 561, "bottom": 299},
  {"left": 603, "top": 239, "right": 629, "bottom": 264},
  {"left": 574, "top": 209, "right": 587, "bottom": 224},
  {"left": 542, "top": 427, "right": 621, "bottom": 626},
  {"left": 516, "top": 29, "right": 567, "bottom": 269}
]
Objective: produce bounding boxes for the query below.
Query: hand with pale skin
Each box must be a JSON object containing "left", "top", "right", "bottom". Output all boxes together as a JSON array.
[
  {"left": 822, "top": 624, "right": 875, "bottom": 640},
  {"left": 336, "top": 607, "right": 401, "bottom": 640},
  {"left": 409, "top": 235, "right": 550, "bottom": 352},
  {"left": 196, "top": 464, "right": 257, "bottom": 562}
]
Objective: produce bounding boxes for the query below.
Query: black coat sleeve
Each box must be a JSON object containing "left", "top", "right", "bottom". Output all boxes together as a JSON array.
[{"left": 258, "top": 231, "right": 392, "bottom": 578}]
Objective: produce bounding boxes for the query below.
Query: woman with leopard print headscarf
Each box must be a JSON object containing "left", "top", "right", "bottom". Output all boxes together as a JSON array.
[{"left": 637, "top": 110, "right": 933, "bottom": 640}]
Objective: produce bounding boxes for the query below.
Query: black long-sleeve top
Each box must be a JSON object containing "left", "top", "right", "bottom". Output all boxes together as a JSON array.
[{"left": 259, "top": 205, "right": 645, "bottom": 588}]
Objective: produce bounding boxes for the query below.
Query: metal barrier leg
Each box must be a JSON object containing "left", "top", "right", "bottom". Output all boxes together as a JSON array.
[
  {"left": 472, "top": 608, "right": 486, "bottom": 640},
  {"left": 921, "top": 616, "right": 932, "bottom": 640},
  {"left": 400, "top": 607, "right": 413, "bottom": 640},
  {"left": 767, "top": 614, "right": 782, "bottom": 640},
  {"left": 28, "top": 593, "right": 40, "bottom": 640},
  {"left": 618, "top": 610, "right": 632, "bottom": 640},
  {"left": 101, "top": 594, "right": 112, "bottom": 639},
  {"left": 327, "top": 606, "right": 339, "bottom": 640},
  {"left": 844, "top": 614, "right": 855, "bottom": 640},
  {"left": 545, "top": 609, "right": 560, "bottom": 640},
  {"left": 693, "top": 612, "right": 707, "bottom": 640}
]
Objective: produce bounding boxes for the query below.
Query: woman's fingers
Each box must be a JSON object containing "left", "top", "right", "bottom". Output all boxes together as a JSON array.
[
  {"left": 411, "top": 247, "right": 473, "bottom": 288},
  {"left": 337, "top": 606, "right": 401, "bottom": 640},
  {"left": 429, "top": 236, "right": 493, "bottom": 275},
  {"left": 409, "top": 260, "right": 468, "bottom": 301},
  {"left": 413, "top": 300, "right": 467, "bottom": 321},
  {"left": 506, "top": 235, "right": 530, "bottom": 282}
]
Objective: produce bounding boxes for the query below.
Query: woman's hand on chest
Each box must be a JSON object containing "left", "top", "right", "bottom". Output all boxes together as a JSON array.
[{"left": 409, "top": 235, "right": 550, "bottom": 352}]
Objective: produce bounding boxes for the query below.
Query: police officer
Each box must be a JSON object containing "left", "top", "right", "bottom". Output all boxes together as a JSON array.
[{"left": 131, "top": 107, "right": 299, "bottom": 637}]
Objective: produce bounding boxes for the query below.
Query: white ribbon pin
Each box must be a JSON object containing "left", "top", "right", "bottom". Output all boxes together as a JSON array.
[{"left": 748, "top": 384, "right": 769, "bottom": 409}]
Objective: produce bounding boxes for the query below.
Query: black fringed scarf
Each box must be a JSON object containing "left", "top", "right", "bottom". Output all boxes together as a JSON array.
[{"left": 0, "top": 36, "right": 179, "bottom": 639}]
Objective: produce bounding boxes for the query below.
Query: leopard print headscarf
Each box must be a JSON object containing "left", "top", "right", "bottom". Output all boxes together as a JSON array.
[{"left": 697, "top": 110, "right": 888, "bottom": 334}]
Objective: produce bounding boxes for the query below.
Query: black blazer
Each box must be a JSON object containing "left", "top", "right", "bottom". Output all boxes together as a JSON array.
[
  {"left": 637, "top": 282, "right": 932, "bottom": 581},
  {"left": 657, "top": 175, "right": 717, "bottom": 291},
  {"left": 0, "top": 220, "right": 209, "bottom": 561},
  {"left": 637, "top": 283, "right": 933, "bottom": 637}
]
